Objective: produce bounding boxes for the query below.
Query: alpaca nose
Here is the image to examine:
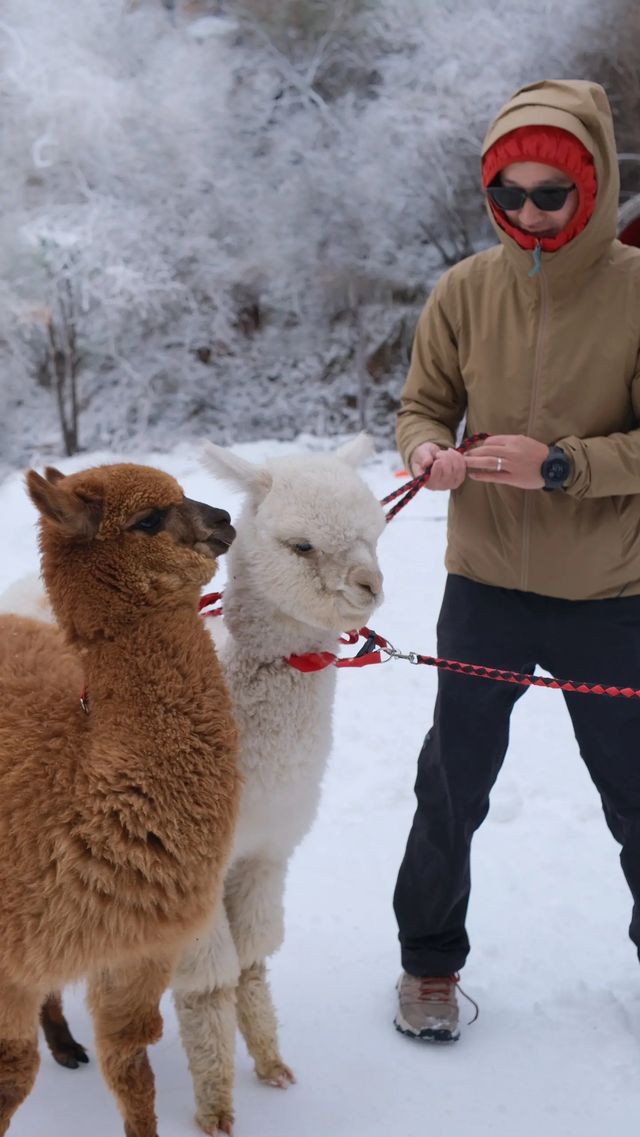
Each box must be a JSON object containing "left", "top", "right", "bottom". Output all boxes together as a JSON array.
[
  {"left": 349, "top": 565, "right": 383, "bottom": 597},
  {"left": 187, "top": 498, "right": 236, "bottom": 549}
]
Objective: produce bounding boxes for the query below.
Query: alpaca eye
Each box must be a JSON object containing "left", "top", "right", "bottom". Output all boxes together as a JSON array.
[
  {"left": 133, "top": 509, "right": 167, "bottom": 534},
  {"left": 293, "top": 541, "right": 313, "bottom": 554}
]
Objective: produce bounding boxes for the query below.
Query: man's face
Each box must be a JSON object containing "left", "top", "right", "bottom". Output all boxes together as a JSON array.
[{"left": 497, "top": 161, "right": 578, "bottom": 238}]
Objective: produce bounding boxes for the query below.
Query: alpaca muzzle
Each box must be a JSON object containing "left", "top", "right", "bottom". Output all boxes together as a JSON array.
[
  {"left": 186, "top": 498, "right": 236, "bottom": 557},
  {"left": 339, "top": 565, "right": 384, "bottom": 626},
  {"left": 347, "top": 565, "right": 383, "bottom": 601}
]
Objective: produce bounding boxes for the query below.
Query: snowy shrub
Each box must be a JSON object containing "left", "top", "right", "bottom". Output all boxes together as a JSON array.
[
  {"left": 572, "top": 0, "right": 640, "bottom": 202},
  {"left": 232, "top": 0, "right": 381, "bottom": 101}
]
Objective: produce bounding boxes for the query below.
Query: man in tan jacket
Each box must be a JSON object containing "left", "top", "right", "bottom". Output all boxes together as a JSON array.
[{"left": 393, "top": 79, "right": 640, "bottom": 1043}]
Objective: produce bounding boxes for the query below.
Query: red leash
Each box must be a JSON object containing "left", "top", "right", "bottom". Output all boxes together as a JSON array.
[{"left": 287, "top": 626, "right": 640, "bottom": 698}]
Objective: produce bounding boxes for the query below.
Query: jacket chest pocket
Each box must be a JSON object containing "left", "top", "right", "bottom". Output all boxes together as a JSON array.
[{"left": 458, "top": 329, "right": 539, "bottom": 434}]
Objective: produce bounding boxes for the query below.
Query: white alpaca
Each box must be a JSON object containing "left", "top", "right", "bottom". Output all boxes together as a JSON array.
[
  {"left": 0, "top": 575, "right": 55, "bottom": 624},
  {"left": 170, "top": 435, "right": 385, "bottom": 1135},
  {"left": 0, "top": 437, "right": 386, "bottom": 1136}
]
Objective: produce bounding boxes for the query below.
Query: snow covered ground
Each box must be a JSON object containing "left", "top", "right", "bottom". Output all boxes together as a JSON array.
[{"left": 2, "top": 436, "right": 640, "bottom": 1137}]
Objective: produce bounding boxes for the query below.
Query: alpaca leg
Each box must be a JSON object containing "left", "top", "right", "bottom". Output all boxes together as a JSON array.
[
  {"left": 87, "top": 955, "right": 173, "bottom": 1137},
  {"left": 174, "top": 986, "right": 237, "bottom": 1137},
  {"left": 236, "top": 961, "right": 294, "bottom": 1087},
  {"left": 40, "top": 991, "right": 89, "bottom": 1069},
  {"left": 0, "top": 981, "right": 41, "bottom": 1136},
  {"left": 224, "top": 858, "right": 293, "bottom": 1087},
  {"left": 173, "top": 904, "right": 241, "bottom": 1136}
]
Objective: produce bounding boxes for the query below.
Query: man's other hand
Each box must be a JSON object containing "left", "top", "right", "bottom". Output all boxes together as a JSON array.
[{"left": 410, "top": 442, "right": 466, "bottom": 491}]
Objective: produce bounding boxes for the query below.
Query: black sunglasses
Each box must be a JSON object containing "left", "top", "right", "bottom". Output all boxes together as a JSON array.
[{"left": 487, "top": 183, "right": 576, "bottom": 213}]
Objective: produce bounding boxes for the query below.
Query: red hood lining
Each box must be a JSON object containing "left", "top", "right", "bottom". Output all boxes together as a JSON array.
[{"left": 481, "top": 125, "right": 597, "bottom": 252}]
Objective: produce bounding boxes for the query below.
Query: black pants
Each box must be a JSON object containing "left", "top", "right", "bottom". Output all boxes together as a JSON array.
[{"left": 394, "top": 573, "right": 640, "bottom": 976}]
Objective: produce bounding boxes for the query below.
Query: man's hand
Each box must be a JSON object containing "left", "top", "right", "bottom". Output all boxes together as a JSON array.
[
  {"left": 464, "top": 435, "right": 548, "bottom": 489},
  {"left": 410, "top": 442, "right": 466, "bottom": 491}
]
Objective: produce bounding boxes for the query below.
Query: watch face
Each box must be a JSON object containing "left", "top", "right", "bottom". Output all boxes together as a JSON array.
[
  {"left": 542, "top": 448, "right": 571, "bottom": 488},
  {"left": 547, "top": 459, "right": 567, "bottom": 482}
]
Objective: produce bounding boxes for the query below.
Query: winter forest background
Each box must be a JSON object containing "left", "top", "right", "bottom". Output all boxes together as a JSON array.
[{"left": 2, "top": 0, "right": 640, "bottom": 474}]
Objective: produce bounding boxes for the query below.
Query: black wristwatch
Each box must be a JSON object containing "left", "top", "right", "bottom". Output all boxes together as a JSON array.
[{"left": 540, "top": 444, "right": 572, "bottom": 492}]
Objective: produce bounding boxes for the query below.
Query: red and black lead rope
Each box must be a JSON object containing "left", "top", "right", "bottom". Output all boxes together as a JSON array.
[
  {"left": 285, "top": 626, "right": 640, "bottom": 699},
  {"left": 380, "top": 432, "right": 488, "bottom": 522},
  {"left": 410, "top": 656, "right": 640, "bottom": 700},
  {"left": 199, "top": 605, "right": 640, "bottom": 700}
]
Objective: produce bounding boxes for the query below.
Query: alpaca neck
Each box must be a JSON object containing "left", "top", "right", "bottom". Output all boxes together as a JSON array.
[
  {"left": 74, "top": 607, "right": 236, "bottom": 870},
  {"left": 83, "top": 608, "right": 218, "bottom": 769}
]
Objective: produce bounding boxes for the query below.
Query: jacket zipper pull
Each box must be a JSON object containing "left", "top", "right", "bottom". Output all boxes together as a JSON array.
[{"left": 528, "top": 241, "right": 542, "bottom": 277}]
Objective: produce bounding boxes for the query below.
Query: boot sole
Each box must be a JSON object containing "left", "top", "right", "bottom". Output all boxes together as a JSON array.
[{"left": 394, "top": 1019, "right": 460, "bottom": 1044}]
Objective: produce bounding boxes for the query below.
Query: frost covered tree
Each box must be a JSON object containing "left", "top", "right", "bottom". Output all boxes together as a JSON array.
[{"left": 0, "top": 0, "right": 634, "bottom": 466}]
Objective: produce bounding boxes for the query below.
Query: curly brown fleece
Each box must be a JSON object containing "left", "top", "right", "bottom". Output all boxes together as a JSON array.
[{"left": 0, "top": 463, "right": 241, "bottom": 1137}]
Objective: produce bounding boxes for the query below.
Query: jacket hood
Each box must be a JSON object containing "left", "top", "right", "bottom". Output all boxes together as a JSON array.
[{"left": 480, "top": 80, "right": 619, "bottom": 279}]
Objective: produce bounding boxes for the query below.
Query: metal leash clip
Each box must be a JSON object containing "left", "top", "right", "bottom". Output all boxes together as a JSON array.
[{"left": 377, "top": 637, "right": 420, "bottom": 665}]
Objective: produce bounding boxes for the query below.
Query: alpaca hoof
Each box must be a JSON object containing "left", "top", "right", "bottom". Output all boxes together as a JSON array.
[
  {"left": 257, "top": 1060, "right": 296, "bottom": 1088},
  {"left": 51, "top": 1040, "right": 90, "bottom": 1069},
  {"left": 195, "top": 1109, "right": 234, "bottom": 1136}
]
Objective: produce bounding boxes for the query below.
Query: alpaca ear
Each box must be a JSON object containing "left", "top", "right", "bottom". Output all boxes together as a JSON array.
[
  {"left": 44, "top": 466, "right": 65, "bottom": 485},
  {"left": 26, "top": 471, "right": 102, "bottom": 539},
  {"left": 335, "top": 433, "right": 374, "bottom": 468},
  {"left": 200, "top": 441, "right": 273, "bottom": 499}
]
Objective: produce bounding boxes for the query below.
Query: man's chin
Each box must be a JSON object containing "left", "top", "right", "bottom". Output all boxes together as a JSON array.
[{"left": 521, "top": 228, "right": 558, "bottom": 239}]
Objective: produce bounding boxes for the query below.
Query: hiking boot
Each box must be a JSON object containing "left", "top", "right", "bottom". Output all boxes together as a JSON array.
[{"left": 394, "top": 972, "right": 462, "bottom": 1042}]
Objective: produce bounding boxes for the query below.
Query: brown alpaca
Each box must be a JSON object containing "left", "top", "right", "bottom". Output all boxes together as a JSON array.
[{"left": 0, "top": 463, "right": 241, "bottom": 1136}]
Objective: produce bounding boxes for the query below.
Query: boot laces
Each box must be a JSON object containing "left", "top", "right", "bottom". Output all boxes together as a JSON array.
[{"left": 417, "top": 973, "right": 479, "bottom": 1025}]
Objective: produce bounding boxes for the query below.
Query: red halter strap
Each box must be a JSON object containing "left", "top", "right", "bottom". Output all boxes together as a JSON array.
[
  {"left": 198, "top": 591, "right": 224, "bottom": 617},
  {"left": 286, "top": 628, "right": 389, "bottom": 671}
]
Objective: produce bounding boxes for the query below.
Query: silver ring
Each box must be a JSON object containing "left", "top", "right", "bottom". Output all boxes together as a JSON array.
[{"left": 496, "top": 457, "right": 503, "bottom": 472}]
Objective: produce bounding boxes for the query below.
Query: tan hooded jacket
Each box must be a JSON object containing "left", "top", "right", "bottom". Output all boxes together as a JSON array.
[{"left": 397, "top": 79, "right": 640, "bottom": 600}]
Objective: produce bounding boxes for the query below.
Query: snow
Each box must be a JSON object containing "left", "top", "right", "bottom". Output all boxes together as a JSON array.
[{"left": 2, "top": 436, "right": 640, "bottom": 1137}]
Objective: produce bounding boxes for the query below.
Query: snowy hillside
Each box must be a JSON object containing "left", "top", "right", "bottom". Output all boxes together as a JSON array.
[{"left": 0, "top": 0, "right": 627, "bottom": 469}]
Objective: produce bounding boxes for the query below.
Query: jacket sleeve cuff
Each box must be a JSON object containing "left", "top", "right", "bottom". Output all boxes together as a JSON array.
[
  {"left": 555, "top": 437, "right": 592, "bottom": 498},
  {"left": 557, "top": 433, "right": 640, "bottom": 499}
]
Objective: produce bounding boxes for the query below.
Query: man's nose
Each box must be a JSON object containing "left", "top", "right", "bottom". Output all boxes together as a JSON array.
[{"left": 519, "top": 197, "right": 544, "bottom": 225}]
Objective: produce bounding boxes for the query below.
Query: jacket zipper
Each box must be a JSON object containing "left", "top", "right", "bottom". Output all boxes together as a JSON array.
[{"left": 521, "top": 242, "right": 548, "bottom": 591}]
